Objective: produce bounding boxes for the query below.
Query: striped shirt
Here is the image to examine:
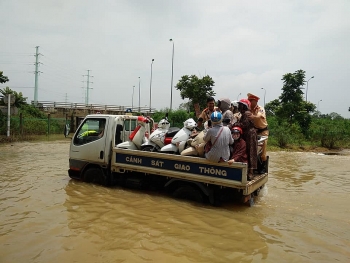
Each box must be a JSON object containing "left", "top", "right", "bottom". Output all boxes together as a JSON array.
[{"left": 203, "top": 124, "right": 233, "bottom": 162}]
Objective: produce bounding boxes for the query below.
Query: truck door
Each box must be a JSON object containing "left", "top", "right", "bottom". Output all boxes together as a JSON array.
[{"left": 70, "top": 117, "right": 109, "bottom": 168}]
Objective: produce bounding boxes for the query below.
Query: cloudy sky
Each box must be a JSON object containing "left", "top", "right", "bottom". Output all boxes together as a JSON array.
[{"left": 1, "top": 0, "right": 349, "bottom": 117}]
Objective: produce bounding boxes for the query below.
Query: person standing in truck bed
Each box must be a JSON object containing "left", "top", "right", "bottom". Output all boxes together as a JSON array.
[
  {"left": 235, "top": 99, "right": 257, "bottom": 180},
  {"left": 197, "top": 96, "right": 217, "bottom": 130},
  {"left": 247, "top": 93, "right": 268, "bottom": 174}
]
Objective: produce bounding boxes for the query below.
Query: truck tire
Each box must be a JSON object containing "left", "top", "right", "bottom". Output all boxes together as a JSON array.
[
  {"left": 253, "top": 188, "right": 261, "bottom": 196},
  {"left": 173, "top": 185, "right": 204, "bottom": 203},
  {"left": 83, "top": 167, "right": 106, "bottom": 186}
]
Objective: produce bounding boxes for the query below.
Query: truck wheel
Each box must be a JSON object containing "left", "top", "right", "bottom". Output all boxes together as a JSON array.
[
  {"left": 83, "top": 167, "right": 106, "bottom": 185},
  {"left": 253, "top": 188, "right": 260, "bottom": 196},
  {"left": 249, "top": 196, "right": 255, "bottom": 207},
  {"left": 173, "top": 185, "right": 204, "bottom": 203}
]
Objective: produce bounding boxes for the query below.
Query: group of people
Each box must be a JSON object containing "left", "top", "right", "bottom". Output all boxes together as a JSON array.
[{"left": 197, "top": 93, "right": 268, "bottom": 180}]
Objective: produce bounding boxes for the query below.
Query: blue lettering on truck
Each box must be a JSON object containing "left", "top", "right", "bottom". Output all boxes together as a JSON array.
[{"left": 116, "top": 153, "right": 243, "bottom": 182}]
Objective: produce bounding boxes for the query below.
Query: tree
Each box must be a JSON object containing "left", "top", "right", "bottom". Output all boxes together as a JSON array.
[
  {"left": 0, "top": 71, "right": 9, "bottom": 83},
  {"left": 273, "top": 70, "right": 316, "bottom": 136},
  {"left": 328, "top": 112, "right": 343, "bottom": 120},
  {"left": 178, "top": 102, "right": 191, "bottom": 112},
  {"left": 175, "top": 75, "right": 215, "bottom": 117},
  {"left": 265, "top": 99, "right": 280, "bottom": 116},
  {"left": 0, "top": 87, "right": 27, "bottom": 107}
]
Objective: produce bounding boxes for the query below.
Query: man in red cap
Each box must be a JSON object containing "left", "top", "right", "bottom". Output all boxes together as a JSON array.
[{"left": 247, "top": 92, "right": 269, "bottom": 173}]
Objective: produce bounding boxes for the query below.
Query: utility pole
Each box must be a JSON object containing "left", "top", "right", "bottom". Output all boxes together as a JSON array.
[
  {"left": 149, "top": 59, "right": 154, "bottom": 113},
  {"left": 261, "top": 88, "right": 266, "bottom": 108},
  {"left": 132, "top": 85, "right": 135, "bottom": 110},
  {"left": 138, "top": 77, "right": 141, "bottom": 113},
  {"left": 83, "top": 70, "right": 93, "bottom": 104},
  {"left": 34, "top": 46, "right": 42, "bottom": 105},
  {"left": 305, "top": 76, "right": 314, "bottom": 102},
  {"left": 169, "top": 39, "right": 174, "bottom": 111},
  {"left": 7, "top": 94, "right": 11, "bottom": 137}
]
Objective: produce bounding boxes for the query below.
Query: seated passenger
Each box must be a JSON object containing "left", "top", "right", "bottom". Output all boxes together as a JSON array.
[
  {"left": 203, "top": 112, "right": 233, "bottom": 163},
  {"left": 228, "top": 127, "right": 247, "bottom": 165}
]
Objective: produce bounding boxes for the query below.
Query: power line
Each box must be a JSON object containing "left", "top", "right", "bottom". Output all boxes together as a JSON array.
[
  {"left": 40, "top": 69, "right": 83, "bottom": 84},
  {"left": 40, "top": 48, "right": 83, "bottom": 75},
  {"left": 40, "top": 62, "right": 83, "bottom": 81},
  {"left": 0, "top": 86, "right": 34, "bottom": 89},
  {"left": 0, "top": 70, "right": 32, "bottom": 73},
  {"left": 0, "top": 53, "right": 32, "bottom": 56}
]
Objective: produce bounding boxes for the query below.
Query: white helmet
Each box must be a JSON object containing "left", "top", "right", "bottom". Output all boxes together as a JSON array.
[
  {"left": 231, "top": 100, "right": 239, "bottom": 107},
  {"left": 184, "top": 118, "right": 197, "bottom": 130},
  {"left": 158, "top": 118, "right": 170, "bottom": 130}
]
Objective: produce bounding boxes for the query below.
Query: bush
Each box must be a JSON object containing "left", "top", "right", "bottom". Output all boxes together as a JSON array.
[
  {"left": 152, "top": 109, "right": 196, "bottom": 128},
  {"left": 268, "top": 117, "right": 305, "bottom": 148},
  {"left": 309, "top": 118, "right": 349, "bottom": 149}
]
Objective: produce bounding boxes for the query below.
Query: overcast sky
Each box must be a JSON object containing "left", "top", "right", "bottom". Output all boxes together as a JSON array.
[{"left": 1, "top": 0, "right": 349, "bottom": 117}]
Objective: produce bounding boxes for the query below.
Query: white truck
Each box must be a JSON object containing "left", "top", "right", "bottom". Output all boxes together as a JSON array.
[{"left": 68, "top": 114, "right": 268, "bottom": 206}]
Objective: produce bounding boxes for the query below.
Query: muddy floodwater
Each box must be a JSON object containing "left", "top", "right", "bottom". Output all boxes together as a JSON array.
[{"left": 1, "top": 140, "right": 350, "bottom": 262}]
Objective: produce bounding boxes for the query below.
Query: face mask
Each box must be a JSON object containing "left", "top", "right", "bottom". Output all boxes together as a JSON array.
[{"left": 232, "top": 133, "right": 240, "bottom": 141}]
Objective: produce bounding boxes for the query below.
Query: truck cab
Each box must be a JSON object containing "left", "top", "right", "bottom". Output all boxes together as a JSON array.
[{"left": 68, "top": 114, "right": 151, "bottom": 184}]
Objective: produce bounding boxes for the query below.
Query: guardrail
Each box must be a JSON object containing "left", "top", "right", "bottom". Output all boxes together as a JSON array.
[{"left": 30, "top": 101, "right": 156, "bottom": 114}]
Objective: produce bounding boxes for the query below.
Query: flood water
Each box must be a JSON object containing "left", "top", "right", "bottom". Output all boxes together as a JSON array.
[{"left": 1, "top": 140, "right": 350, "bottom": 262}]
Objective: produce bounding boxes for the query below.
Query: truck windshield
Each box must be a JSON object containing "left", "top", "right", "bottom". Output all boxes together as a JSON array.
[{"left": 74, "top": 118, "right": 106, "bottom": 146}]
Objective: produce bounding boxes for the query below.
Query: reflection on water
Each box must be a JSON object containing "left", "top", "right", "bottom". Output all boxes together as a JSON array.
[{"left": 0, "top": 141, "right": 349, "bottom": 262}]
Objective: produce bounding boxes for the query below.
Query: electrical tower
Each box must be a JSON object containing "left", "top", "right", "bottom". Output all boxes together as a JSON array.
[
  {"left": 33, "top": 46, "right": 43, "bottom": 105},
  {"left": 82, "top": 70, "right": 93, "bottom": 104}
]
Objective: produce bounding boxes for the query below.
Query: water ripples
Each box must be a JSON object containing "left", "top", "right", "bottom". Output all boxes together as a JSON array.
[{"left": 0, "top": 142, "right": 350, "bottom": 262}]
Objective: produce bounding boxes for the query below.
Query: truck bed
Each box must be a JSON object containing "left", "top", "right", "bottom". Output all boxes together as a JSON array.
[{"left": 112, "top": 148, "right": 268, "bottom": 196}]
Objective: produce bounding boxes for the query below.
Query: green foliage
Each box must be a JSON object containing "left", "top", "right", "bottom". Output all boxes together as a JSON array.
[
  {"left": 19, "top": 104, "right": 46, "bottom": 118},
  {"left": 267, "top": 113, "right": 350, "bottom": 149},
  {"left": 175, "top": 75, "right": 216, "bottom": 112},
  {"left": 0, "top": 89, "right": 65, "bottom": 135},
  {"left": 0, "top": 114, "right": 66, "bottom": 136},
  {"left": 309, "top": 117, "right": 350, "bottom": 149},
  {"left": 267, "top": 70, "right": 316, "bottom": 136},
  {"left": 0, "top": 71, "right": 9, "bottom": 83},
  {"left": 265, "top": 69, "right": 350, "bottom": 149},
  {"left": 268, "top": 116, "right": 304, "bottom": 148},
  {"left": 265, "top": 99, "right": 280, "bottom": 116},
  {"left": 0, "top": 111, "right": 5, "bottom": 130},
  {"left": 279, "top": 69, "right": 305, "bottom": 105},
  {"left": 0, "top": 86, "right": 27, "bottom": 107},
  {"left": 152, "top": 108, "right": 195, "bottom": 128}
]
